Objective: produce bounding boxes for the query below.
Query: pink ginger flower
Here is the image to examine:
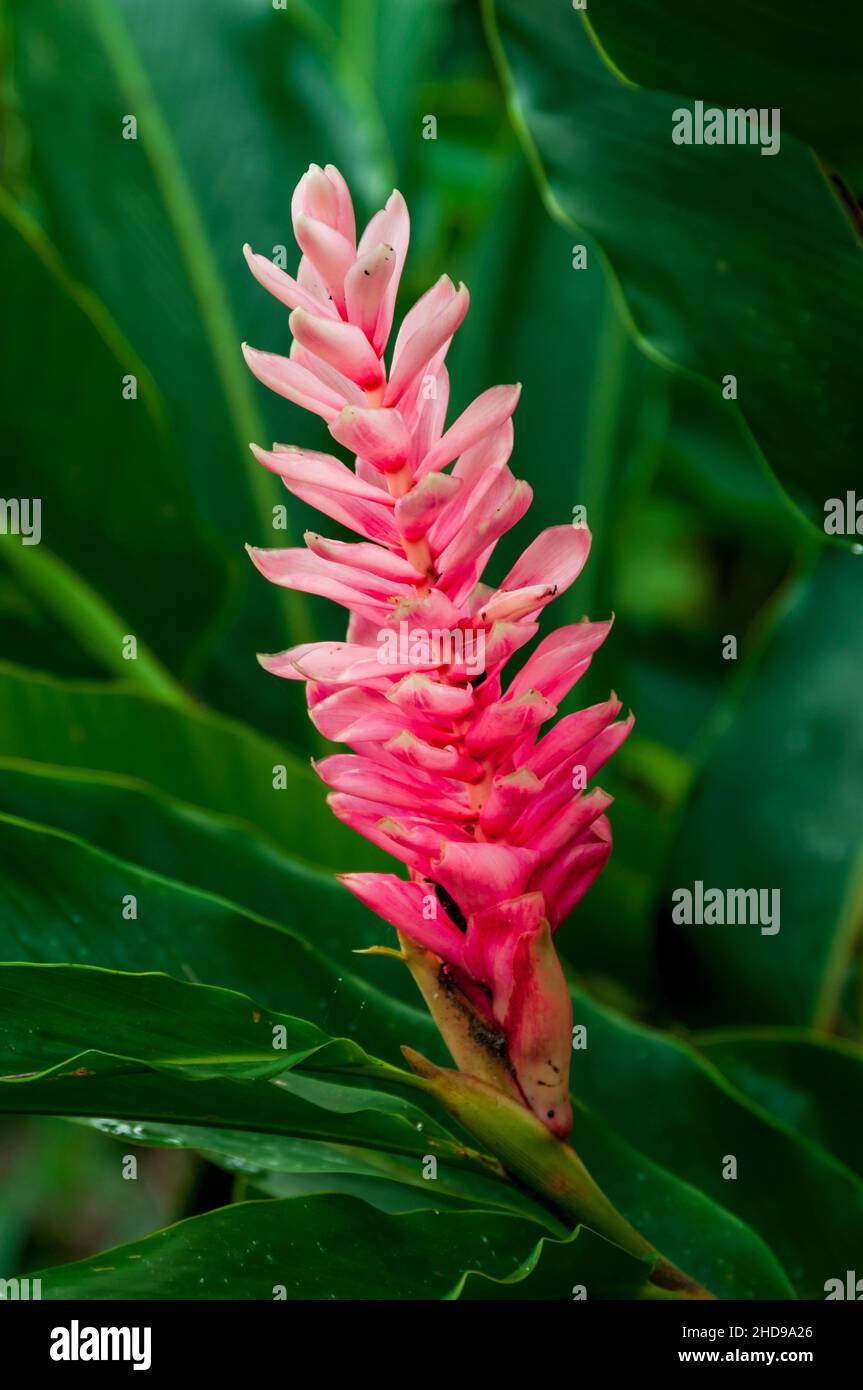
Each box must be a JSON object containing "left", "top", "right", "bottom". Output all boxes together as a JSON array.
[{"left": 242, "top": 163, "right": 632, "bottom": 1138}]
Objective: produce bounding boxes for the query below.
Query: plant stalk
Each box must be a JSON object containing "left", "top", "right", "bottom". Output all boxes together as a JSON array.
[{"left": 402, "top": 1047, "right": 715, "bottom": 1300}]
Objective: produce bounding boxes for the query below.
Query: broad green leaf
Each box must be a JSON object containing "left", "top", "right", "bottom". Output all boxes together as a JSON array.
[
  {"left": 0, "top": 1051, "right": 455, "bottom": 1156},
  {"left": 0, "top": 565, "right": 105, "bottom": 684},
  {"left": 0, "top": 546, "right": 192, "bottom": 710},
  {"left": 248, "top": 1169, "right": 510, "bottom": 1217},
  {"left": 4, "top": 0, "right": 408, "bottom": 734},
  {"left": 569, "top": 982, "right": 863, "bottom": 1298},
  {"left": 662, "top": 376, "right": 806, "bottom": 550},
  {"left": 24, "top": 1194, "right": 650, "bottom": 1299},
  {"left": 0, "top": 964, "right": 799, "bottom": 1289},
  {"left": 571, "top": 1104, "right": 794, "bottom": 1299},
  {"left": 448, "top": 160, "right": 644, "bottom": 611},
  {"left": 0, "top": 1046, "right": 552, "bottom": 1225},
  {"left": 0, "top": 964, "right": 363, "bottom": 1078},
  {"left": 102, "top": 1123, "right": 552, "bottom": 1225},
  {"left": 583, "top": 1, "right": 863, "bottom": 185},
  {"left": 0, "top": 818, "right": 436, "bottom": 1064},
  {"left": 4, "top": 961, "right": 803, "bottom": 1298},
  {"left": 0, "top": 661, "right": 384, "bottom": 870},
  {"left": 0, "top": 194, "right": 230, "bottom": 680},
  {"left": 664, "top": 551, "right": 863, "bottom": 1028},
  {"left": 485, "top": 0, "right": 863, "bottom": 530},
  {"left": 4, "top": 0, "right": 308, "bottom": 553},
  {"left": 695, "top": 1030, "right": 863, "bottom": 1183},
  {"left": 455, "top": 1224, "right": 652, "bottom": 1300},
  {"left": 0, "top": 760, "right": 412, "bottom": 1003}
]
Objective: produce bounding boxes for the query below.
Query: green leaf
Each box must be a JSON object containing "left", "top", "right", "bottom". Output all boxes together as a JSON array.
[
  {"left": 455, "top": 1224, "right": 652, "bottom": 1300},
  {"left": 664, "top": 551, "right": 863, "bottom": 1028},
  {"left": 0, "top": 966, "right": 493, "bottom": 1209},
  {"left": 4, "top": 0, "right": 303, "bottom": 726},
  {"left": 3, "top": 0, "right": 414, "bottom": 733},
  {"left": 23, "top": 1194, "right": 649, "bottom": 1299},
  {"left": 0, "top": 964, "right": 798, "bottom": 1291},
  {"left": 448, "top": 160, "right": 643, "bottom": 611},
  {"left": 0, "top": 661, "right": 383, "bottom": 869},
  {"left": 0, "top": 194, "right": 230, "bottom": 682},
  {"left": 583, "top": 0, "right": 863, "bottom": 185},
  {"left": 662, "top": 376, "right": 807, "bottom": 550},
  {"left": 569, "top": 982, "right": 863, "bottom": 1298},
  {"left": 0, "top": 1051, "right": 451, "bottom": 1154},
  {"left": 0, "top": 819, "right": 435, "bottom": 1064},
  {"left": 113, "top": 1123, "right": 550, "bottom": 1224},
  {"left": 247, "top": 1168, "right": 501, "bottom": 1216},
  {"left": 0, "top": 964, "right": 364, "bottom": 1078},
  {"left": 571, "top": 1104, "right": 794, "bottom": 1299},
  {"left": 694, "top": 1030, "right": 863, "bottom": 1182},
  {"left": 4, "top": 0, "right": 292, "bottom": 567},
  {"left": 0, "top": 1048, "right": 555, "bottom": 1225},
  {"left": 0, "top": 546, "right": 192, "bottom": 709},
  {"left": 484, "top": 0, "right": 863, "bottom": 531},
  {"left": 247, "top": 1165, "right": 551, "bottom": 1221}
]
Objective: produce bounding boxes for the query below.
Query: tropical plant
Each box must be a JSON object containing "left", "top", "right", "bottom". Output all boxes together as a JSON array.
[{"left": 0, "top": 0, "right": 860, "bottom": 1301}]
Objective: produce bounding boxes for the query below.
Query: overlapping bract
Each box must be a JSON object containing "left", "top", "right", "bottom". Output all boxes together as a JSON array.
[{"left": 243, "top": 163, "right": 632, "bottom": 1137}]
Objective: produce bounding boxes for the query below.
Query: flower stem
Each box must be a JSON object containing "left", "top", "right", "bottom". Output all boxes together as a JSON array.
[{"left": 401, "top": 1048, "right": 715, "bottom": 1300}]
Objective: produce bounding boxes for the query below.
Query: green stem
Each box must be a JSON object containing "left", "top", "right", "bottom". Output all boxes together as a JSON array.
[{"left": 401, "top": 1048, "right": 715, "bottom": 1300}]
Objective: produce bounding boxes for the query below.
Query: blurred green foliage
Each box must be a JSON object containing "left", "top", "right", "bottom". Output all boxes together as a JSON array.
[{"left": 0, "top": 0, "right": 861, "bottom": 1296}]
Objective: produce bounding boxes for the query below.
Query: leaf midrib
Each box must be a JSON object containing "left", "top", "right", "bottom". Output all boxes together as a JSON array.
[{"left": 85, "top": 0, "right": 312, "bottom": 644}]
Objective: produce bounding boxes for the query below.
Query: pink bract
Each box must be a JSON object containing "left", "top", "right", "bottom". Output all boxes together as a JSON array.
[{"left": 243, "top": 162, "right": 632, "bottom": 1138}]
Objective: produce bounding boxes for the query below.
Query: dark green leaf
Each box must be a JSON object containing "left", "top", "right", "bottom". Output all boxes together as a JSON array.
[
  {"left": 0, "top": 759, "right": 413, "bottom": 1002},
  {"left": 25, "top": 1193, "right": 650, "bottom": 1299},
  {"left": 455, "top": 1224, "right": 652, "bottom": 1300},
  {"left": 485, "top": 0, "right": 863, "bottom": 530},
  {"left": 569, "top": 982, "right": 863, "bottom": 1298},
  {"left": 571, "top": 1104, "right": 793, "bottom": 1298},
  {"left": 119, "top": 1125, "right": 551, "bottom": 1225},
  {"left": 0, "top": 1048, "right": 554, "bottom": 1225},
  {"left": 0, "top": 964, "right": 362, "bottom": 1078},
  {"left": 0, "top": 661, "right": 384, "bottom": 870},
  {"left": 663, "top": 552, "right": 863, "bottom": 1028},
  {"left": 4, "top": 0, "right": 414, "bottom": 734},
  {"left": 0, "top": 195, "right": 230, "bottom": 679},
  {"left": 695, "top": 1030, "right": 863, "bottom": 1182},
  {"left": 0, "top": 818, "right": 436, "bottom": 1064},
  {"left": 583, "top": 1, "right": 863, "bottom": 185},
  {"left": 0, "top": 1051, "right": 452, "bottom": 1155}
]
